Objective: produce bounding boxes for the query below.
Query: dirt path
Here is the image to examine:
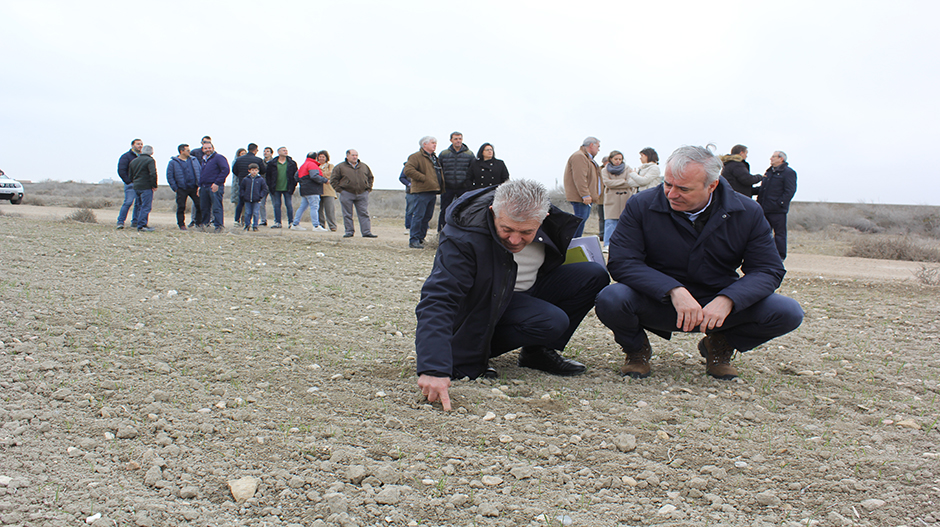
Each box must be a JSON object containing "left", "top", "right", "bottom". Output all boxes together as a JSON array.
[{"left": 6, "top": 204, "right": 926, "bottom": 284}]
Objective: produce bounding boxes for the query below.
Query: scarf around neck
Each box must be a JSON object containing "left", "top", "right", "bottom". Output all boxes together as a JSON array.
[{"left": 607, "top": 162, "right": 626, "bottom": 175}]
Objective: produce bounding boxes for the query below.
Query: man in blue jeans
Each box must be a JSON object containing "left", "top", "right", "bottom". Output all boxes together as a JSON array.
[
  {"left": 595, "top": 145, "right": 803, "bottom": 381},
  {"left": 265, "top": 147, "right": 298, "bottom": 228},
  {"left": 128, "top": 145, "right": 158, "bottom": 232},
  {"left": 563, "top": 137, "right": 601, "bottom": 238},
  {"left": 197, "top": 142, "right": 230, "bottom": 232},
  {"left": 116, "top": 138, "right": 143, "bottom": 229},
  {"left": 403, "top": 136, "right": 444, "bottom": 249}
]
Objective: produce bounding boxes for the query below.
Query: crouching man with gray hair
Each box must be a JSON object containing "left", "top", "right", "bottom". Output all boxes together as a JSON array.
[
  {"left": 595, "top": 145, "right": 803, "bottom": 381},
  {"left": 415, "top": 179, "right": 610, "bottom": 410}
]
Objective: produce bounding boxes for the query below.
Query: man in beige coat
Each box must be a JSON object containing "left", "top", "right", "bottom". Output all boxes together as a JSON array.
[
  {"left": 563, "top": 137, "right": 601, "bottom": 237},
  {"left": 404, "top": 136, "right": 444, "bottom": 249}
]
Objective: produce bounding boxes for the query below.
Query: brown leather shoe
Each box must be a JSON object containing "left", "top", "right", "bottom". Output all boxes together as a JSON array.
[
  {"left": 621, "top": 332, "right": 652, "bottom": 378},
  {"left": 698, "top": 333, "right": 739, "bottom": 380}
]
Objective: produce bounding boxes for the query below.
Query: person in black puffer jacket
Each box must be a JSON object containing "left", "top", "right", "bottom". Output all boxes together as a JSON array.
[{"left": 436, "top": 131, "right": 475, "bottom": 232}]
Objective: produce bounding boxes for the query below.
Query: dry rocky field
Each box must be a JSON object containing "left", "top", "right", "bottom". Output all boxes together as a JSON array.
[{"left": 0, "top": 201, "right": 938, "bottom": 527}]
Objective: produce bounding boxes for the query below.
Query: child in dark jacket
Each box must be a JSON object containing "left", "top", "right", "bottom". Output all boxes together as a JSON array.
[{"left": 240, "top": 164, "right": 269, "bottom": 231}]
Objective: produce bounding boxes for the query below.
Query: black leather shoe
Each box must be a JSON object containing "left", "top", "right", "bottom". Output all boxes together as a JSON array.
[
  {"left": 518, "top": 346, "right": 586, "bottom": 376},
  {"left": 343, "top": 233, "right": 354, "bottom": 238},
  {"left": 362, "top": 233, "right": 378, "bottom": 238},
  {"left": 409, "top": 242, "right": 424, "bottom": 249},
  {"left": 482, "top": 364, "right": 498, "bottom": 379}
]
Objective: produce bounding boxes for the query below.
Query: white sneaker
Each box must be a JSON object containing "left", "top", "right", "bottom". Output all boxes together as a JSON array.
[
  {"left": 313, "top": 225, "right": 327, "bottom": 232},
  {"left": 602, "top": 245, "right": 609, "bottom": 253},
  {"left": 291, "top": 224, "right": 307, "bottom": 231}
]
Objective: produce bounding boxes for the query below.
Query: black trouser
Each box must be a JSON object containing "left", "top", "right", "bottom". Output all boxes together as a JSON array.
[
  {"left": 488, "top": 262, "right": 610, "bottom": 357},
  {"left": 764, "top": 212, "right": 788, "bottom": 260},
  {"left": 438, "top": 188, "right": 469, "bottom": 232},
  {"left": 175, "top": 187, "right": 201, "bottom": 227}
]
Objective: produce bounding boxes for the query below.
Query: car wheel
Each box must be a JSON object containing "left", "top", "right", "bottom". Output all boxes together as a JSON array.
[{"left": 10, "top": 197, "right": 22, "bottom": 204}]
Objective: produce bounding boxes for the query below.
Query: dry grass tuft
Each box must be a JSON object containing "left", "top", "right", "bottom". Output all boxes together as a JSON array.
[
  {"left": 914, "top": 265, "right": 940, "bottom": 286},
  {"left": 846, "top": 236, "right": 940, "bottom": 263},
  {"left": 64, "top": 208, "right": 98, "bottom": 224},
  {"left": 74, "top": 198, "right": 113, "bottom": 209}
]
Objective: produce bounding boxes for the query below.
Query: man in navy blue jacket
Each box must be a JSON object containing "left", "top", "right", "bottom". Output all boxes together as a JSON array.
[
  {"left": 196, "top": 142, "right": 230, "bottom": 232},
  {"left": 166, "top": 144, "right": 202, "bottom": 230},
  {"left": 595, "top": 145, "right": 803, "bottom": 381},
  {"left": 115, "top": 138, "right": 142, "bottom": 229},
  {"left": 415, "top": 179, "right": 610, "bottom": 410},
  {"left": 758, "top": 151, "right": 798, "bottom": 260}
]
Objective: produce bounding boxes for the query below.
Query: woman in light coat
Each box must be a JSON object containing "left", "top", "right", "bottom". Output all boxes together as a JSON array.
[
  {"left": 632, "top": 147, "right": 662, "bottom": 192},
  {"left": 316, "top": 151, "right": 337, "bottom": 231},
  {"left": 601, "top": 150, "right": 633, "bottom": 250}
]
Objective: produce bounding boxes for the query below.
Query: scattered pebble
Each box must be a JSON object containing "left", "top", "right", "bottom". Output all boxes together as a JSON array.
[
  {"left": 481, "top": 475, "right": 503, "bottom": 486},
  {"left": 228, "top": 476, "right": 260, "bottom": 502}
]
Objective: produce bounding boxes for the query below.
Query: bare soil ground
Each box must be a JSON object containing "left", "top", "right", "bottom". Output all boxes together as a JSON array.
[{"left": 1, "top": 203, "right": 938, "bottom": 527}]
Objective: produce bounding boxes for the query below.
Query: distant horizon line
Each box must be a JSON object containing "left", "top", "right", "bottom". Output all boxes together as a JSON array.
[{"left": 13, "top": 177, "right": 938, "bottom": 208}]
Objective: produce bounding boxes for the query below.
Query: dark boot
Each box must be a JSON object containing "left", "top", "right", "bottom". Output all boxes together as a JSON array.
[
  {"left": 698, "top": 333, "right": 739, "bottom": 380},
  {"left": 621, "top": 332, "right": 652, "bottom": 378},
  {"left": 518, "top": 346, "right": 586, "bottom": 376}
]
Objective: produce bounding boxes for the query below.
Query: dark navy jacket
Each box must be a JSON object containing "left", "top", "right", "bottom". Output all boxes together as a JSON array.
[
  {"left": 240, "top": 175, "right": 269, "bottom": 203},
  {"left": 166, "top": 156, "right": 201, "bottom": 191},
  {"left": 231, "top": 154, "right": 265, "bottom": 182},
  {"left": 117, "top": 149, "right": 138, "bottom": 185},
  {"left": 608, "top": 179, "right": 785, "bottom": 327},
  {"left": 414, "top": 186, "right": 581, "bottom": 380},
  {"left": 198, "top": 152, "right": 230, "bottom": 187},
  {"left": 757, "top": 162, "right": 798, "bottom": 214}
]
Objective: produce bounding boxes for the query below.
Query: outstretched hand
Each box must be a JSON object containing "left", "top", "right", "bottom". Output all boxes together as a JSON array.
[{"left": 418, "top": 374, "right": 452, "bottom": 411}]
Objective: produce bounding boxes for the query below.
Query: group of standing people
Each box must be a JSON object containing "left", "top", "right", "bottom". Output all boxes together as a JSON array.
[
  {"left": 563, "top": 137, "right": 664, "bottom": 250},
  {"left": 400, "top": 132, "right": 510, "bottom": 249},
  {"left": 563, "top": 137, "right": 798, "bottom": 261},
  {"left": 116, "top": 137, "right": 378, "bottom": 238}
]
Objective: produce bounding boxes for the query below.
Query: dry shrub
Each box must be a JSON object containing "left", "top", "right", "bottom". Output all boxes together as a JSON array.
[
  {"left": 846, "top": 236, "right": 940, "bottom": 262},
  {"left": 914, "top": 265, "right": 940, "bottom": 286},
  {"left": 75, "top": 198, "right": 112, "bottom": 209},
  {"left": 22, "top": 196, "right": 45, "bottom": 206},
  {"left": 65, "top": 208, "right": 97, "bottom": 224}
]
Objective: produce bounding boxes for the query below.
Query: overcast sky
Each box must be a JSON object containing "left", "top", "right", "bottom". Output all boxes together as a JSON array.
[{"left": 3, "top": 1, "right": 938, "bottom": 205}]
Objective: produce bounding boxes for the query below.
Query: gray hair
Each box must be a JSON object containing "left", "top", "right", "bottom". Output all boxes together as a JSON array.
[
  {"left": 775, "top": 150, "right": 788, "bottom": 162},
  {"left": 666, "top": 144, "right": 722, "bottom": 185},
  {"left": 491, "top": 179, "right": 550, "bottom": 223},
  {"left": 582, "top": 136, "right": 600, "bottom": 147},
  {"left": 419, "top": 136, "right": 437, "bottom": 148},
  {"left": 141, "top": 145, "right": 154, "bottom": 155}
]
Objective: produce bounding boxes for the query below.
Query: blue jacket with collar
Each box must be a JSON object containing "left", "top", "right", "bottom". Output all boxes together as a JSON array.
[
  {"left": 166, "top": 156, "right": 201, "bottom": 191},
  {"left": 607, "top": 178, "right": 785, "bottom": 322},
  {"left": 414, "top": 186, "right": 582, "bottom": 380},
  {"left": 117, "top": 149, "right": 138, "bottom": 185},
  {"left": 198, "top": 152, "right": 230, "bottom": 187}
]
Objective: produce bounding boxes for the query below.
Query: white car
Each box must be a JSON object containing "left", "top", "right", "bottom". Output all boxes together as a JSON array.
[{"left": 0, "top": 174, "right": 24, "bottom": 204}]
